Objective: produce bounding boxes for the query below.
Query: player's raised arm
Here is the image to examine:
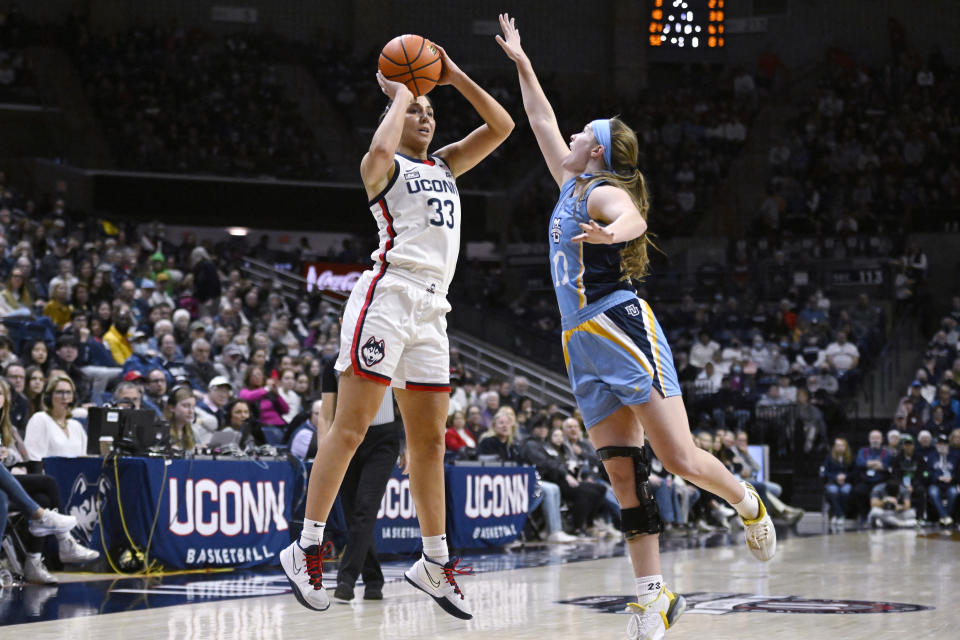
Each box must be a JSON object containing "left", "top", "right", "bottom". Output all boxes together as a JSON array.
[
  {"left": 432, "top": 44, "right": 514, "bottom": 178},
  {"left": 360, "top": 72, "right": 412, "bottom": 192},
  {"left": 495, "top": 13, "right": 570, "bottom": 188}
]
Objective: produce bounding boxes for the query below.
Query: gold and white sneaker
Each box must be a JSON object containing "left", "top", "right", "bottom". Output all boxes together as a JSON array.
[
  {"left": 740, "top": 482, "right": 776, "bottom": 561},
  {"left": 626, "top": 586, "right": 685, "bottom": 640}
]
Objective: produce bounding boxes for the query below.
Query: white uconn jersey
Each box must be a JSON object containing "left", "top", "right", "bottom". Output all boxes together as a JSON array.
[{"left": 368, "top": 153, "right": 460, "bottom": 290}]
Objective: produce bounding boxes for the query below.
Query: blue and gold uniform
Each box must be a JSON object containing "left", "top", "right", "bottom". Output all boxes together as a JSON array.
[{"left": 549, "top": 175, "right": 681, "bottom": 428}]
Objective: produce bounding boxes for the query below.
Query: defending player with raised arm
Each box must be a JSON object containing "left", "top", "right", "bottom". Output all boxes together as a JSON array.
[{"left": 497, "top": 13, "right": 775, "bottom": 640}]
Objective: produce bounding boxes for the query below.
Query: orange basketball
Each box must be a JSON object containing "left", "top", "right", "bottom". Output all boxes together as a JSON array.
[{"left": 378, "top": 34, "right": 442, "bottom": 97}]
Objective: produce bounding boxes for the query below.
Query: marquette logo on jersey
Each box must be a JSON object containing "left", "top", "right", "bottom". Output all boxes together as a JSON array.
[
  {"left": 405, "top": 176, "right": 458, "bottom": 195},
  {"left": 625, "top": 304, "right": 640, "bottom": 317},
  {"left": 361, "top": 336, "right": 386, "bottom": 367},
  {"left": 551, "top": 217, "right": 562, "bottom": 243},
  {"left": 558, "top": 593, "right": 933, "bottom": 615}
]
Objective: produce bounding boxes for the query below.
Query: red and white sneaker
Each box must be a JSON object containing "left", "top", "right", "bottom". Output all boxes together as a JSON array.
[
  {"left": 280, "top": 540, "right": 333, "bottom": 611},
  {"left": 404, "top": 554, "right": 473, "bottom": 620}
]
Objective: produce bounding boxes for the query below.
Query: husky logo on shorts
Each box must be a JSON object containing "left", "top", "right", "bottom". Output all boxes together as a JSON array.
[
  {"left": 625, "top": 304, "right": 640, "bottom": 317},
  {"left": 361, "top": 336, "right": 386, "bottom": 367}
]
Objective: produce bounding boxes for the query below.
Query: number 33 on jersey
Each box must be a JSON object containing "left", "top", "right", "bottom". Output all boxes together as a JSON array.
[{"left": 368, "top": 153, "right": 461, "bottom": 290}]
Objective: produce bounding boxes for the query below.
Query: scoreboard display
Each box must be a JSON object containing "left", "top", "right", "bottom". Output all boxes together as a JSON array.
[{"left": 648, "top": 0, "right": 725, "bottom": 50}]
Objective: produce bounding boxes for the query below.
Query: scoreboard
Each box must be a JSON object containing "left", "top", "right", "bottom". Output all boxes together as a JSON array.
[{"left": 648, "top": 0, "right": 725, "bottom": 50}]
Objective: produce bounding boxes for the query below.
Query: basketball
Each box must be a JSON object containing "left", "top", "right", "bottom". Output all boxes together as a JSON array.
[{"left": 378, "top": 34, "right": 442, "bottom": 97}]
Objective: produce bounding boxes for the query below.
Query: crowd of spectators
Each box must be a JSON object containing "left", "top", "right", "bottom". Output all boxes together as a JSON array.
[
  {"left": 757, "top": 46, "right": 960, "bottom": 237},
  {"left": 821, "top": 302, "right": 960, "bottom": 531},
  {"left": 66, "top": 25, "right": 325, "bottom": 179},
  {"left": 0, "top": 174, "right": 351, "bottom": 583}
]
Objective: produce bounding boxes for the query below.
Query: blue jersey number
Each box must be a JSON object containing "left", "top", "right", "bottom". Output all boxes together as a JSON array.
[{"left": 427, "top": 198, "right": 456, "bottom": 229}]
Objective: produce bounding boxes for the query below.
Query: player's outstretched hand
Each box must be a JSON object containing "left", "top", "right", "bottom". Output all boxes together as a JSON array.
[
  {"left": 572, "top": 219, "right": 615, "bottom": 244},
  {"left": 495, "top": 13, "right": 526, "bottom": 63}
]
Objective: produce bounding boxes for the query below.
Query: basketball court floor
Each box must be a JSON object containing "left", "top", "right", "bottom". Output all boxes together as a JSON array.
[{"left": 1, "top": 527, "right": 956, "bottom": 639}]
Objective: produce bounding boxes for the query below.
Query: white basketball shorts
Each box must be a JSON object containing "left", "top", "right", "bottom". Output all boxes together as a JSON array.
[{"left": 335, "top": 268, "right": 451, "bottom": 392}]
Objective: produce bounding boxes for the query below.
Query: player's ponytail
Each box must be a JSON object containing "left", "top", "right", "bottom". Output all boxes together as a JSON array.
[{"left": 576, "top": 117, "right": 658, "bottom": 283}]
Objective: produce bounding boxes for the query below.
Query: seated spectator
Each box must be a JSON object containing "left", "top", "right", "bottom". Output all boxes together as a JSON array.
[
  {"left": 444, "top": 410, "right": 476, "bottom": 457},
  {"left": 886, "top": 429, "right": 901, "bottom": 454},
  {"left": 22, "top": 339, "right": 50, "bottom": 375},
  {"left": 0, "top": 336, "right": 16, "bottom": 369},
  {"left": 478, "top": 407, "right": 521, "bottom": 462},
  {"left": 238, "top": 365, "right": 288, "bottom": 426},
  {"left": 931, "top": 384, "right": 959, "bottom": 427},
  {"left": 4, "top": 362, "right": 29, "bottom": 435},
  {"left": 289, "top": 399, "right": 323, "bottom": 460},
  {"left": 24, "top": 374, "right": 85, "bottom": 460},
  {"left": 111, "top": 380, "right": 143, "bottom": 409},
  {"left": 822, "top": 437, "right": 853, "bottom": 531},
  {"left": 223, "top": 397, "right": 265, "bottom": 448},
  {"left": 890, "top": 434, "right": 927, "bottom": 516},
  {"left": 277, "top": 368, "right": 301, "bottom": 423},
  {"left": 0, "top": 266, "right": 32, "bottom": 316},
  {"left": 196, "top": 375, "right": 233, "bottom": 431},
  {"left": 911, "top": 430, "right": 933, "bottom": 461},
  {"left": 141, "top": 368, "right": 169, "bottom": 416},
  {"left": 464, "top": 404, "right": 485, "bottom": 443},
  {"left": 51, "top": 334, "right": 93, "bottom": 406},
  {"left": 184, "top": 337, "right": 223, "bottom": 391},
  {"left": 102, "top": 306, "right": 134, "bottom": 365},
  {"left": 924, "top": 405, "right": 951, "bottom": 438},
  {"left": 24, "top": 365, "right": 46, "bottom": 416},
  {"left": 926, "top": 434, "right": 958, "bottom": 526},
  {"left": 164, "top": 384, "right": 199, "bottom": 452},
  {"left": 850, "top": 430, "right": 891, "bottom": 524},
  {"left": 689, "top": 331, "right": 720, "bottom": 369},
  {"left": 520, "top": 418, "right": 605, "bottom": 538},
  {"left": 648, "top": 445, "right": 698, "bottom": 534},
  {"left": 122, "top": 330, "right": 168, "bottom": 384},
  {"left": 868, "top": 480, "right": 918, "bottom": 529},
  {"left": 1, "top": 379, "right": 99, "bottom": 581},
  {"left": 42, "top": 281, "right": 72, "bottom": 329}
]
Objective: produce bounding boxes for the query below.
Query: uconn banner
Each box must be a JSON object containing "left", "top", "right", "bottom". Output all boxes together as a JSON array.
[
  {"left": 445, "top": 465, "right": 536, "bottom": 550},
  {"left": 46, "top": 456, "right": 292, "bottom": 570},
  {"left": 371, "top": 465, "right": 536, "bottom": 553}
]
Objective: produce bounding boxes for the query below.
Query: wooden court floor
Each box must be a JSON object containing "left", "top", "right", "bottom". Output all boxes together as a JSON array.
[{"left": 3, "top": 529, "right": 957, "bottom": 639}]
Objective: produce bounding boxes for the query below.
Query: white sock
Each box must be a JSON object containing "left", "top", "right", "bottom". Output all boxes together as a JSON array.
[
  {"left": 421, "top": 533, "right": 449, "bottom": 566},
  {"left": 299, "top": 518, "right": 325, "bottom": 547},
  {"left": 731, "top": 482, "right": 760, "bottom": 520},
  {"left": 635, "top": 574, "right": 664, "bottom": 606}
]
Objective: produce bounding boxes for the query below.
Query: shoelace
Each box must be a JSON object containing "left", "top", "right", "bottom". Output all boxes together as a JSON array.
[
  {"left": 440, "top": 557, "right": 473, "bottom": 598},
  {"left": 305, "top": 541, "right": 335, "bottom": 590},
  {"left": 626, "top": 603, "right": 661, "bottom": 638}
]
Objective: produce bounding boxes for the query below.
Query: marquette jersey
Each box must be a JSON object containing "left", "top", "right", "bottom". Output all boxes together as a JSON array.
[
  {"left": 548, "top": 175, "right": 634, "bottom": 330},
  {"left": 368, "top": 153, "right": 460, "bottom": 290}
]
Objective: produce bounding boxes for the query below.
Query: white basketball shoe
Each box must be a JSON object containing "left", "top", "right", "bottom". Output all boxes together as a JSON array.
[{"left": 404, "top": 554, "right": 473, "bottom": 620}]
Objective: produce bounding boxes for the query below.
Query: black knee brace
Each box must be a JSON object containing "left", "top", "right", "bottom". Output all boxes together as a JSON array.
[{"left": 597, "top": 445, "right": 664, "bottom": 539}]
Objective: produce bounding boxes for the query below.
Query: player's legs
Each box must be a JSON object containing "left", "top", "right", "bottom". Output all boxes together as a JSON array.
[
  {"left": 305, "top": 369, "right": 387, "bottom": 523},
  {"left": 635, "top": 392, "right": 776, "bottom": 561},
  {"left": 633, "top": 393, "right": 744, "bottom": 504},
  {"left": 588, "top": 406, "right": 685, "bottom": 640},
  {"left": 588, "top": 406, "right": 660, "bottom": 577},
  {"left": 396, "top": 386, "right": 473, "bottom": 619},
  {"left": 395, "top": 387, "right": 448, "bottom": 535},
  {"left": 281, "top": 369, "right": 387, "bottom": 612}
]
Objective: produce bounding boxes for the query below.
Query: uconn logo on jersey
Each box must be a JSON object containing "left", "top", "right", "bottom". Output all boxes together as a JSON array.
[{"left": 405, "top": 175, "right": 459, "bottom": 195}]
